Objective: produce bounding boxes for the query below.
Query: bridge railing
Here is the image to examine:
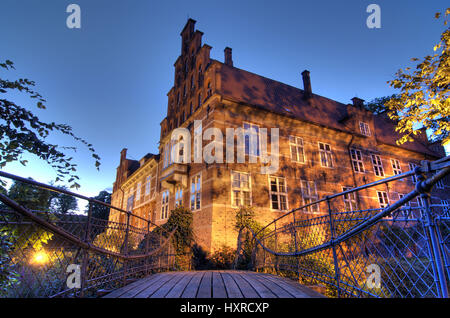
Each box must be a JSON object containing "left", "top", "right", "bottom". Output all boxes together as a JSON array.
[
  {"left": 0, "top": 171, "right": 182, "bottom": 298},
  {"left": 250, "top": 157, "right": 450, "bottom": 298}
]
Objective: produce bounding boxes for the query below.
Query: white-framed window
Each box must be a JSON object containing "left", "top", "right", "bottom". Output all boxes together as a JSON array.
[
  {"left": 377, "top": 191, "right": 389, "bottom": 209},
  {"left": 161, "top": 190, "right": 169, "bottom": 220},
  {"left": 135, "top": 182, "right": 141, "bottom": 202},
  {"left": 397, "top": 193, "right": 413, "bottom": 219},
  {"left": 342, "top": 187, "right": 358, "bottom": 211},
  {"left": 145, "top": 176, "right": 151, "bottom": 196},
  {"left": 231, "top": 171, "right": 252, "bottom": 207},
  {"left": 190, "top": 173, "right": 201, "bottom": 211},
  {"left": 318, "top": 142, "right": 333, "bottom": 168},
  {"left": 409, "top": 163, "right": 418, "bottom": 183},
  {"left": 126, "top": 195, "right": 134, "bottom": 212},
  {"left": 175, "top": 185, "right": 183, "bottom": 207},
  {"left": 301, "top": 180, "right": 319, "bottom": 213},
  {"left": 350, "top": 149, "right": 364, "bottom": 173},
  {"left": 163, "top": 141, "right": 174, "bottom": 169},
  {"left": 243, "top": 122, "right": 260, "bottom": 156},
  {"left": 359, "top": 122, "right": 371, "bottom": 136},
  {"left": 269, "top": 176, "right": 288, "bottom": 211},
  {"left": 391, "top": 159, "right": 402, "bottom": 176},
  {"left": 289, "top": 136, "right": 305, "bottom": 163},
  {"left": 371, "top": 154, "right": 385, "bottom": 177},
  {"left": 441, "top": 200, "right": 449, "bottom": 217}
]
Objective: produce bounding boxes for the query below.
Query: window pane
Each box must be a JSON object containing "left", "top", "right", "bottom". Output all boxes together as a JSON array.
[
  {"left": 271, "top": 194, "right": 279, "bottom": 209},
  {"left": 280, "top": 195, "right": 287, "bottom": 210},
  {"left": 270, "top": 178, "right": 278, "bottom": 192}
]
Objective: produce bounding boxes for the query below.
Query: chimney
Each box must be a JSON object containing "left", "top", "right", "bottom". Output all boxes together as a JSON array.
[
  {"left": 120, "top": 148, "right": 127, "bottom": 164},
  {"left": 351, "top": 97, "right": 365, "bottom": 109},
  {"left": 302, "top": 70, "right": 312, "bottom": 99},
  {"left": 224, "top": 47, "right": 233, "bottom": 67}
]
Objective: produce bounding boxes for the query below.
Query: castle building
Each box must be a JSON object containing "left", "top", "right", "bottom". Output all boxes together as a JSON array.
[{"left": 109, "top": 19, "right": 448, "bottom": 253}]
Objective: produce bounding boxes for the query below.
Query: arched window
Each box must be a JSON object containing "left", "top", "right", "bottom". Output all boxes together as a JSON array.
[
  {"left": 191, "top": 75, "right": 195, "bottom": 90},
  {"left": 198, "top": 92, "right": 202, "bottom": 109}
]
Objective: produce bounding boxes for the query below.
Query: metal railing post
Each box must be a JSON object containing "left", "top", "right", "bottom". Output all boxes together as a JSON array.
[
  {"left": 158, "top": 230, "right": 162, "bottom": 270},
  {"left": 292, "top": 211, "right": 300, "bottom": 282},
  {"left": 326, "top": 196, "right": 341, "bottom": 298},
  {"left": 262, "top": 237, "right": 266, "bottom": 271},
  {"left": 79, "top": 200, "right": 93, "bottom": 297},
  {"left": 421, "top": 191, "right": 448, "bottom": 298},
  {"left": 415, "top": 164, "right": 449, "bottom": 298},
  {"left": 145, "top": 219, "right": 150, "bottom": 275},
  {"left": 122, "top": 211, "right": 130, "bottom": 286},
  {"left": 274, "top": 222, "right": 279, "bottom": 273},
  {"left": 167, "top": 241, "right": 171, "bottom": 271}
]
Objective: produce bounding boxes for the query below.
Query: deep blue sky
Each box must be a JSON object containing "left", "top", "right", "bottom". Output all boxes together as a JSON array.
[{"left": 0, "top": 0, "right": 448, "bottom": 197}]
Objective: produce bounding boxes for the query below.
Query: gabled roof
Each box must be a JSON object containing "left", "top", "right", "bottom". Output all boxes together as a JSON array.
[
  {"left": 218, "top": 62, "right": 351, "bottom": 133},
  {"left": 216, "top": 62, "right": 440, "bottom": 158}
]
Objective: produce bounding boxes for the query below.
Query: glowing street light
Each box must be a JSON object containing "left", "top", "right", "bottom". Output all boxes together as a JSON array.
[{"left": 31, "top": 250, "right": 49, "bottom": 265}]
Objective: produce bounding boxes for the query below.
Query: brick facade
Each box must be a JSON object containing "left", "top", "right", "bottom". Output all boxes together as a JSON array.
[{"left": 108, "top": 19, "right": 448, "bottom": 253}]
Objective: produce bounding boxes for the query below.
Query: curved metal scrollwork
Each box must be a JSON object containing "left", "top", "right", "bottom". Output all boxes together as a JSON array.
[
  {"left": 0, "top": 171, "right": 179, "bottom": 298},
  {"left": 249, "top": 157, "right": 450, "bottom": 298}
]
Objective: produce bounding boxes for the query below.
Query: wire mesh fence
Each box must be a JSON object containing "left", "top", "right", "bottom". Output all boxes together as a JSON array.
[
  {"left": 0, "top": 172, "right": 183, "bottom": 298},
  {"left": 252, "top": 158, "right": 450, "bottom": 298}
]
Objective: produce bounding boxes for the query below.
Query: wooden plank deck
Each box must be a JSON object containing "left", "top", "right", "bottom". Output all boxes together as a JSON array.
[{"left": 104, "top": 271, "right": 325, "bottom": 298}]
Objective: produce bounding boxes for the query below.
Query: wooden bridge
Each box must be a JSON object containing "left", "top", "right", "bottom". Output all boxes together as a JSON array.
[{"left": 103, "top": 271, "right": 325, "bottom": 298}]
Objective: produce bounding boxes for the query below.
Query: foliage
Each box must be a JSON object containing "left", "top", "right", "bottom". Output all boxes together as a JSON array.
[
  {"left": 0, "top": 60, "right": 101, "bottom": 189},
  {"left": 233, "top": 206, "right": 268, "bottom": 270},
  {"left": 49, "top": 186, "right": 78, "bottom": 214},
  {"left": 191, "top": 244, "right": 236, "bottom": 270},
  {"left": 0, "top": 233, "right": 20, "bottom": 297},
  {"left": 234, "top": 204, "right": 257, "bottom": 231},
  {"left": 155, "top": 206, "right": 194, "bottom": 255},
  {"left": 364, "top": 95, "right": 399, "bottom": 115},
  {"left": 209, "top": 246, "right": 236, "bottom": 269},
  {"left": 88, "top": 190, "right": 111, "bottom": 220},
  {"left": 191, "top": 244, "right": 213, "bottom": 270},
  {"left": 384, "top": 9, "right": 450, "bottom": 146},
  {"left": 7, "top": 179, "right": 51, "bottom": 211}
]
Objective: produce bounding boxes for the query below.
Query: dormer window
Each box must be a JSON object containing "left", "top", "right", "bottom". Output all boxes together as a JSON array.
[{"left": 360, "top": 122, "right": 371, "bottom": 136}]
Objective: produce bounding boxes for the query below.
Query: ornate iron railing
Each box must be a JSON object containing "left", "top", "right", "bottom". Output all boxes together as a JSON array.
[
  {"left": 0, "top": 171, "right": 184, "bottom": 298},
  {"left": 250, "top": 157, "right": 450, "bottom": 298}
]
